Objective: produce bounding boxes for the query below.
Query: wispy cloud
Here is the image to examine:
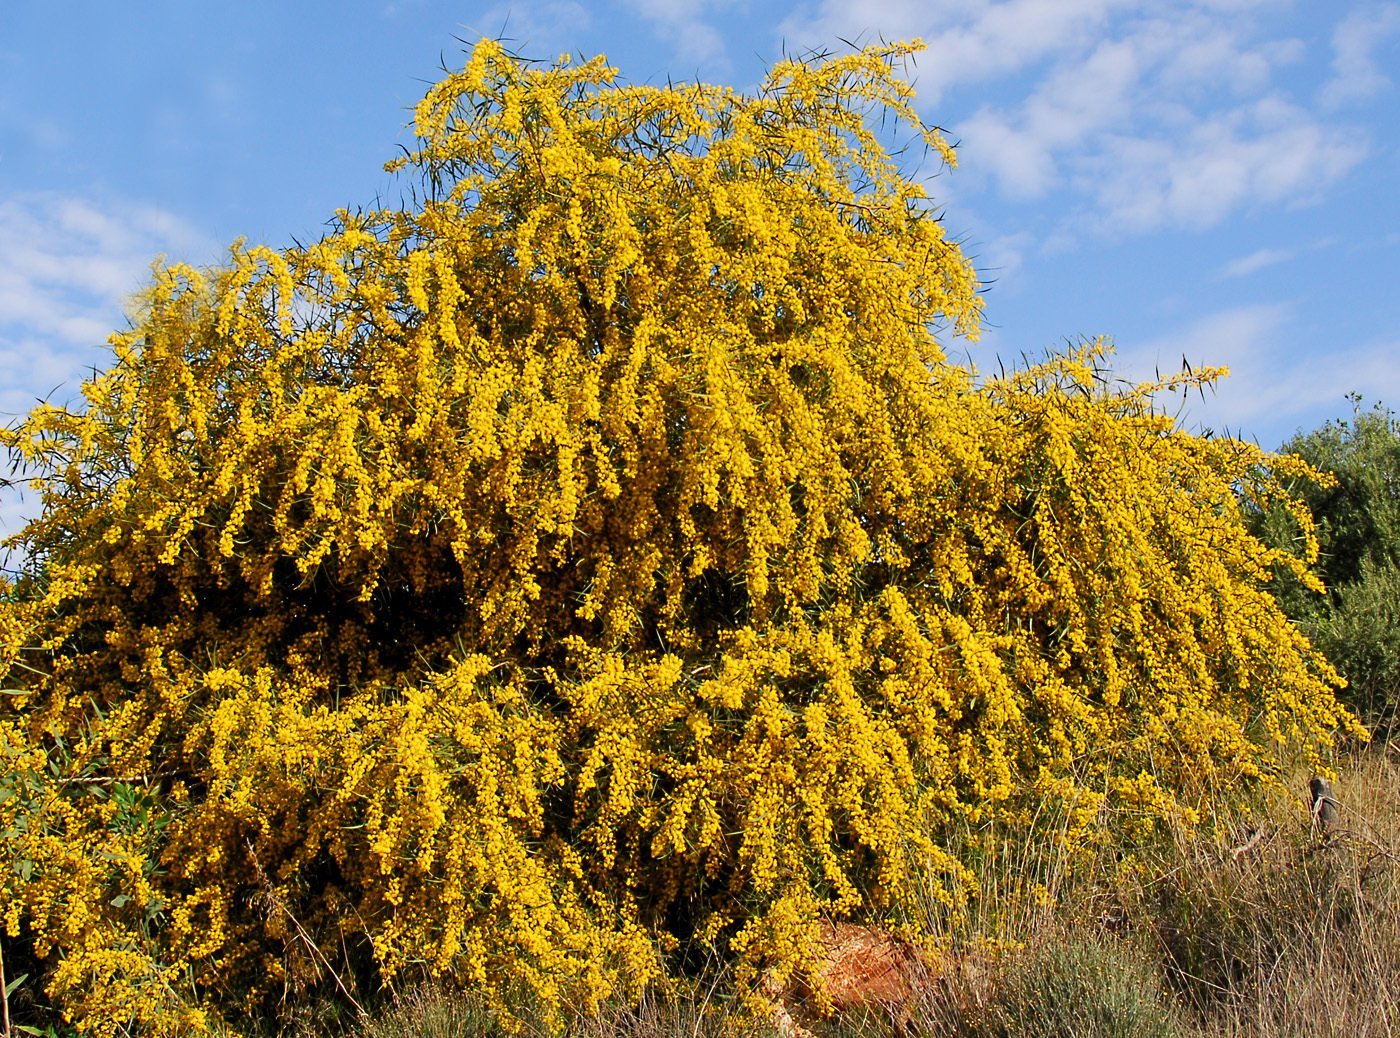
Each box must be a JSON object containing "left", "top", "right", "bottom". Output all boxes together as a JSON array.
[
  {"left": 1220, "top": 246, "right": 1293, "bottom": 278},
  {"left": 777, "top": 3, "right": 1371, "bottom": 238},
  {"left": 958, "top": 12, "right": 1361, "bottom": 235},
  {"left": 0, "top": 193, "right": 214, "bottom": 533},
  {"left": 473, "top": 0, "right": 724, "bottom": 69},
  {"left": 1115, "top": 303, "right": 1400, "bottom": 443},
  {"left": 1114, "top": 303, "right": 1297, "bottom": 436},
  {"left": 468, "top": 2, "right": 593, "bottom": 55},
  {"left": 975, "top": 231, "right": 1035, "bottom": 288},
  {"left": 1320, "top": 3, "right": 1400, "bottom": 109},
  {"left": 958, "top": 32, "right": 1143, "bottom": 200},
  {"left": 619, "top": 0, "right": 734, "bottom": 67},
  {"left": 781, "top": 0, "right": 1134, "bottom": 104},
  {"left": 1083, "top": 96, "right": 1366, "bottom": 234}
]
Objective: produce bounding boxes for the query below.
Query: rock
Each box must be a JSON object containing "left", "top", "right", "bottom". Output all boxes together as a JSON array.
[{"left": 766, "top": 921, "right": 939, "bottom": 1038}]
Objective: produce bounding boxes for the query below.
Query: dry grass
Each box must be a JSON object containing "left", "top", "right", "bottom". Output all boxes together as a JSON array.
[
  {"left": 914, "top": 746, "right": 1400, "bottom": 1038},
  {"left": 1165, "top": 749, "right": 1400, "bottom": 1038},
  {"left": 339, "top": 976, "right": 774, "bottom": 1038},
  {"left": 284, "top": 747, "right": 1400, "bottom": 1038}
]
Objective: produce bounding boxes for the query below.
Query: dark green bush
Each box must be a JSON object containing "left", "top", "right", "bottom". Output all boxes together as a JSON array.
[{"left": 1252, "top": 399, "right": 1400, "bottom": 724}]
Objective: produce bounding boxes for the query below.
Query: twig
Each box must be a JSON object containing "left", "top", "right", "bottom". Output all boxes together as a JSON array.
[
  {"left": 1230, "top": 826, "right": 1269, "bottom": 861},
  {"left": 245, "top": 842, "right": 367, "bottom": 1021}
]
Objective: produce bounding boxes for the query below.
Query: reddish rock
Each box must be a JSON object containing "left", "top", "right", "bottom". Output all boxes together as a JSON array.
[{"left": 767, "top": 921, "right": 940, "bottom": 1037}]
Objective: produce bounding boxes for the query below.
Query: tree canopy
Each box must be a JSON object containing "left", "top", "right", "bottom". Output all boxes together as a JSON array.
[
  {"left": 0, "top": 40, "right": 1358, "bottom": 1035},
  {"left": 1251, "top": 399, "right": 1400, "bottom": 723}
]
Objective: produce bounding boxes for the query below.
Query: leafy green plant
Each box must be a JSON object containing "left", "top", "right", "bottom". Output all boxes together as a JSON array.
[
  {"left": 1308, "top": 557, "right": 1400, "bottom": 724},
  {"left": 1251, "top": 398, "right": 1400, "bottom": 724}
]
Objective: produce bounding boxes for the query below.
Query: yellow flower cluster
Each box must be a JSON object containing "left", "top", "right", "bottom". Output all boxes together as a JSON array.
[{"left": 0, "top": 39, "right": 1355, "bottom": 1035}]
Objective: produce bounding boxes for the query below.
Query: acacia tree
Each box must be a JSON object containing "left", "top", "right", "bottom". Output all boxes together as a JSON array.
[{"left": 0, "top": 40, "right": 1357, "bottom": 1035}]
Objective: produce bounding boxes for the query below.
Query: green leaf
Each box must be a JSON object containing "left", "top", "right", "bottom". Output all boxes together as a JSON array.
[{"left": 4, "top": 970, "right": 29, "bottom": 997}]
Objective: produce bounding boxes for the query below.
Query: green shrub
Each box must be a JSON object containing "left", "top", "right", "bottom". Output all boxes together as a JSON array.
[
  {"left": 1253, "top": 399, "right": 1400, "bottom": 724},
  {"left": 973, "top": 936, "right": 1180, "bottom": 1038},
  {"left": 1307, "top": 557, "right": 1400, "bottom": 724}
]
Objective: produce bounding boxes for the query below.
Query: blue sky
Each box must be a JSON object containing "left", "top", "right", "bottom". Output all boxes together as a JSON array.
[{"left": 2, "top": 1, "right": 1398, "bottom": 534}]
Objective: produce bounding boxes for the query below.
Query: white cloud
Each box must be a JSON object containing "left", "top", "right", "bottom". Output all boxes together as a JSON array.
[
  {"left": 1113, "top": 304, "right": 1294, "bottom": 434},
  {"left": 619, "top": 0, "right": 733, "bottom": 67},
  {"left": 959, "top": 13, "right": 1361, "bottom": 235},
  {"left": 0, "top": 193, "right": 214, "bottom": 535},
  {"left": 469, "top": 2, "right": 593, "bottom": 54},
  {"left": 1220, "top": 246, "right": 1293, "bottom": 278},
  {"left": 1157, "top": 29, "right": 1274, "bottom": 94},
  {"left": 782, "top": 0, "right": 1133, "bottom": 103},
  {"left": 1320, "top": 4, "right": 1400, "bottom": 108},
  {"left": 958, "top": 111, "right": 1057, "bottom": 199},
  {"left": 1078, "top": 95, "right": 1366, "bottom": 234},
  {"left": 977, "top": 231, "right": 1035, "bottom": 286},
  {"left": 778, "top": 2, "right": 1371, "bottom": 238},
  {"left": 1115, "top": 304, "right": 1400, "bottom": 443},
  {"left": 959, "top": 32, "right": 1144, "bottom": 199},
  {"left": 778, "top": 0, "right": 945, "bottom": 69}
]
